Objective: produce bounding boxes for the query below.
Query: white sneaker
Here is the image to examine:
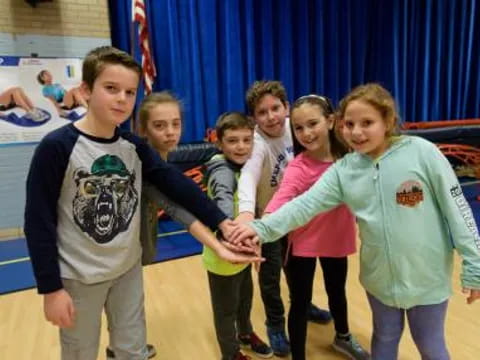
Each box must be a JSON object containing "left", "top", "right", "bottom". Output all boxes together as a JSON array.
[
  {"left": 332, "top": 335, "right": 371, "bottom": 360},
  {"left": 28, "top": 109, "right": 47, "bottom": 122}
]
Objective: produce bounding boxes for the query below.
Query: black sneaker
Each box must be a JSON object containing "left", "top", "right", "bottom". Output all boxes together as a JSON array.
[
  {"left": 308, "top": 303, "right": 332, "bottom": 324},
  {"left": 238, "top": 332, "right": 274, "bottom": 358},
  {"left": 106, "top": 344, "right": 157, "bottom": 359}
]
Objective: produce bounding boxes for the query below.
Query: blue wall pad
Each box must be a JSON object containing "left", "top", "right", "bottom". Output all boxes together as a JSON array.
[
  {"left": 155, "top": 219, "right": 202, "bottom": 262},
  {"left": 0, "top": 236, "right": 29, "bottom": 262},
  {"left": 0, "top": 261, "right": 36, "bottom": 295},
  {"left": 0, "top": 220, "right": 202, "bottom": 295}
]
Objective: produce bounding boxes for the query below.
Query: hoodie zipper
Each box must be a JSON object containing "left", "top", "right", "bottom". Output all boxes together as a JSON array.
[{"left": 374, "top": 161, "right": 398, "bottom": 307}]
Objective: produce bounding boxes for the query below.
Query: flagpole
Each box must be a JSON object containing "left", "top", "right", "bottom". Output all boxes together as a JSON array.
[
  {"left": 133, "top": 0, "right": 156, "bottom": 95},
  {"left": 130, "top": 0, "right": 136, "bottom": 132}
]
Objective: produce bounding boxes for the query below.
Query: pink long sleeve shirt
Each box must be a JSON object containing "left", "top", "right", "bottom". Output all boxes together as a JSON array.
[{"left": 265, "top": 153, "right": 356, "bottom": 257}]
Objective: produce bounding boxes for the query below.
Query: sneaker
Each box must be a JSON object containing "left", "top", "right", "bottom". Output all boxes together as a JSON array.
[
  {"left": 234, "top": 351, "right": 252, "bottom": 360},
  {"left": 238, "top": 332, "right": 274, "bottom": 358},
  {"left": 26, "top": 109, "right": 43, "bottom": 122},
  {"left": 308, "top": 303, "right": 332, "bottom": 324},
  {"left": 266, "top": 328, "right": 290, "bottom": 357},
  {"left": 332, "top": 335, "right": 371, "bottom": 360},
  {"left": 106, "top": 344, "right": 157, "bottom": 359}
]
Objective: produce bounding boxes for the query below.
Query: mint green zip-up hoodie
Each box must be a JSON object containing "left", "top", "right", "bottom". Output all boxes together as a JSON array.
[{"left": 251, "top": 136, "right": 480, "bottom": 308}]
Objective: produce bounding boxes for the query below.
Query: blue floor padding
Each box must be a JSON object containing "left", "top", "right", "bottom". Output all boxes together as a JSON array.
[
  {"left": 0, "top": 235, "right": 29, "bottom": 262},
  {"left": 0, "top": 261, "right": 36, "bottom": 294},
  {"left": 0, "top": 220, "right": 202, "bottom": 295},
  {"left": 154, "top": 219, "right": 202, "bottom": 262}
]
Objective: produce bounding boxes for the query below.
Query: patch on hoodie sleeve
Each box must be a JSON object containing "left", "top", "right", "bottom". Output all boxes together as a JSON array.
[{"left": 396, "top": 180, "right": 424, "bottom": 207}]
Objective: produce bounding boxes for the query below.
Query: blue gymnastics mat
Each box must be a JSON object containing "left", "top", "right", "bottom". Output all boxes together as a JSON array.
[{"left": 0, "top": 220, "right": 202, "bottom": 295}]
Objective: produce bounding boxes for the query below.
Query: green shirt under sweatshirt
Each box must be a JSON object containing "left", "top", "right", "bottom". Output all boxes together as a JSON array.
[{"left": 202, "top": 154, "right": 248, "bottom": 276}]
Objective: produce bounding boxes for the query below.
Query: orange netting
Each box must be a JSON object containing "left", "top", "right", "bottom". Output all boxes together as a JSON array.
[
  {"left": 401, "top": 119, "right": 480, "bottom": 130},
  {"left": 205, "top": 128, "right": 218, "bottom": 143},
  {"left": 437, "top": 143, "right": 480, "bottom": 178}
]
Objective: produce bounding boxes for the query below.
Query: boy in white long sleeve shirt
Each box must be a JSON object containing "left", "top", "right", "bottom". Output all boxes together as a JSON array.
[{"left": 236, "top": 81, "right": 331, "bottom": 357}]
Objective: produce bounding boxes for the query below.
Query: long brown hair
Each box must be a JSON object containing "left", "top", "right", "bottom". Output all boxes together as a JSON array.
[{"left": 290, "top": 94, "right": 349, "bottom": 159}]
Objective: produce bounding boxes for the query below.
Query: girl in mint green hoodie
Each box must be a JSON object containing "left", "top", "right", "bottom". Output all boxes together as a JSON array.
[{"left": 230, "top": 84, "right": 480, "bottom": 360}]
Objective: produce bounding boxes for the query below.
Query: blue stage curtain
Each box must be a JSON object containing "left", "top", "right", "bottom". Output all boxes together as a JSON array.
[{"left": 108, "top": 0, "right": 480, "bottom": 142}]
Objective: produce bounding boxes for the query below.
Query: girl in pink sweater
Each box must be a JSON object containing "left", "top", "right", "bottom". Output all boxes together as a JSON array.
[{"left": 265, "top": 95, "right": 369, "bottom": 360}]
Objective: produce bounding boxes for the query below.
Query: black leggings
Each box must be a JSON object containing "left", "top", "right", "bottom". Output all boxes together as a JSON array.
[{"left": 284, "top": 255, "right": 349, "bottom": 360}]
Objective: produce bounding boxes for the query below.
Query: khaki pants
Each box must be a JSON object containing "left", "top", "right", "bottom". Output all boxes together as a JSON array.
[{"left": 60, "top": 260, "right": 148, "bottom": 360}]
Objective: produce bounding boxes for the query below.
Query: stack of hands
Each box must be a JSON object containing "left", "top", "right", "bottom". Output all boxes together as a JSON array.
[{"left": 217, "top": 216, "right": 264, "bottom": 268}]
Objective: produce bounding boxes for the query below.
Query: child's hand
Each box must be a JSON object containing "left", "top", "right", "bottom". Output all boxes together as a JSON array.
[
  {"left": 216, "top": 242, "right": 265, "bottom": 265},
  {"left": 252, "top": 242, "right": 262, "bottom": 272},
  {"left": 218, "top": 218, "right": 238, "bottom": 240},
  {"left": 222, "top": 236, "right": 259, "bottom": 254},
  {"left": 44, "top": 289, "right": 76, "bottom": 328},
  {"left": 462, "top": 287, "right": 480, "bottom": 304},
  {"left": 229, "top": 223, "right": 258, "bottom": 244},
  {"left": 235, "top": 212, "right": 255, "bottom": 224}
]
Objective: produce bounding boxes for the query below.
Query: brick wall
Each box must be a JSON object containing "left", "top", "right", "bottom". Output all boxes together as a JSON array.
[{"left": 0, "top": 0, "right": 110, "bottom": 37}]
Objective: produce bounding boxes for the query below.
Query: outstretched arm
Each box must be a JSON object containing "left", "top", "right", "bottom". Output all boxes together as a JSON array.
[
  {"left": 237, "top": 139, "right": 266, "bottom": 218},
  {"left": 143, "top": 183, "right": 196, "bottom": 228},
  {"left": 131, "top": 135, "right": 228, "bottom": 230},
  {"left": 144, "top": 183, "right": 259, "bottom": 260},
  {"left": 231, "top": 164, "right": 343, "bottom": 245},
  {"left": 188, "top": 221, "right": 263, "bottom": 264}
]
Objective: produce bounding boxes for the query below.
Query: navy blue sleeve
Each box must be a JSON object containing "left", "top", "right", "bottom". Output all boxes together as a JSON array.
[
  {"left": 24, "top": 128, "right": 73, "bottom": 294},
  {"left": 123, "top": 132, "right": 228, "bottom": 229}
]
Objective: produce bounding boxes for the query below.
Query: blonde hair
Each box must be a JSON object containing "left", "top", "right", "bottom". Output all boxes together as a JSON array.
[
  {"left": 338, "top": 83, "right": 399, "bottom": 137},
  {"left": 137, "top": 91, "right": 183, "bottom": 134}
]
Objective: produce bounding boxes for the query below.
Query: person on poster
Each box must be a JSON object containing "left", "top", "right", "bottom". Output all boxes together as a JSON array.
[
  {"left": 0, "top": 86, "right": 45, "bottom": 121},
  {"left": 37, "top": 69, "right": 88, "bottom": 117}
]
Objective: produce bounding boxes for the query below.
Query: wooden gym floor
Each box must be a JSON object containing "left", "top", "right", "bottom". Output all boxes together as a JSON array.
[{"left": 1, "top": 251, "right": 479, "bottom": 359}]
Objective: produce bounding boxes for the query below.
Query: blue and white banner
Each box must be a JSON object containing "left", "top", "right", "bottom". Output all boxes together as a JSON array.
[{"left": 0, "top": 56, "right": 86, "bottom": 145}]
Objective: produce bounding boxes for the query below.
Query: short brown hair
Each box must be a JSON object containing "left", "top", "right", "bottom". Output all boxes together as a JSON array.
[
  {"left": 338, "top": 83, "right": 399, "bottom": 138},
  {"left": 245, "top": 80, "right": 288, "bottom": 115},
  {"left": 215, "top": 112, "right": 255, "bottom": 141},
  {"left": 137, "top": 91, "right": 183, "bottom": 134},
  {"left": 82, "top": 46, "right": 142, "bottom": 90}
]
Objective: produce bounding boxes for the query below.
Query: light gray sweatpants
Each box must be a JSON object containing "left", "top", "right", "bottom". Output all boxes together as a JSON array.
[{"left": 60, "top": 260, "right": 148, "bottom": 360}]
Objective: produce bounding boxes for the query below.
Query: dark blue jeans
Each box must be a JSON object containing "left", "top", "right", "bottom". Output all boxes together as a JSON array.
[{"left": 367, "top": 293, "right": 450, "bottom": 360}]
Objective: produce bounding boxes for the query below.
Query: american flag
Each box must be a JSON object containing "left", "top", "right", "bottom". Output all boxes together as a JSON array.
[{"left": 132, "top": 0, "right": 157, "bottom": 94}]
